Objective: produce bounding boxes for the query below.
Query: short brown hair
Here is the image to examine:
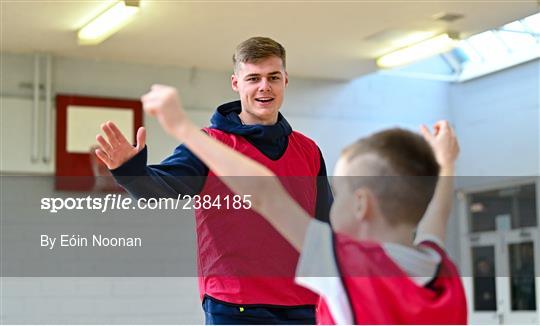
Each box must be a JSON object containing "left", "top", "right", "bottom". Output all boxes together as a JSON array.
[
  {"left": 233, "top": 37, "right": 286, "bottom": 71},
  {"left": 341, "top": 128, "right": 440, "bottom": 226}
]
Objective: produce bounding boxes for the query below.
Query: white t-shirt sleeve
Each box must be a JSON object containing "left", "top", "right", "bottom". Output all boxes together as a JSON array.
[
  {"left": 296, "top": 219, "right": 337, "bottom": 277},
  {"left": 295, "top": 220, "right": 353, "bottom": 325}
]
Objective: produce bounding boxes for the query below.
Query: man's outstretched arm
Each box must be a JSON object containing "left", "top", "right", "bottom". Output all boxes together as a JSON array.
[{"left": 141, "top": 85, "right": 311, "bottom": 251}]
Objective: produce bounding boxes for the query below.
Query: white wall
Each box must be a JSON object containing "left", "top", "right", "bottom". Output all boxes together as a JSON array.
[
  {"left": 450, "top": 59, "right": 540, "bottom": 178},
  {"left": 287, "top": 72, "right": 450, "bottom": 172}
]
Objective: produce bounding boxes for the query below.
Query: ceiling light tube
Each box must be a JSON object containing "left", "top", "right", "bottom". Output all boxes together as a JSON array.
[
  {"left": 78, "top": 0, "right": 140, "bottom": 45},
  {"left": 377, "top": 33, "right": 458, "bottom": 68}
]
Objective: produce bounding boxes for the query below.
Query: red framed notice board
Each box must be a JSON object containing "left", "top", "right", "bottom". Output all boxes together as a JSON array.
[{"left": 55, "top": 94, "right": 143, "bottom": 191}]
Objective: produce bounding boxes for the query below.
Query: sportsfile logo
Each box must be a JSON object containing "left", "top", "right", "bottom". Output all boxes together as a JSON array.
[{"left": 40, "top": 194, "right": 253, "bottom": 213}]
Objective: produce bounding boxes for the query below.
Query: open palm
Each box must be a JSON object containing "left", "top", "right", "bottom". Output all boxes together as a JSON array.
[{"left": 95, "top": 121, "right": 146, "bottom": 170}]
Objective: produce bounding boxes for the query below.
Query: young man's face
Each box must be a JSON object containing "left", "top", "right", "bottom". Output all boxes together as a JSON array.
[{"left": 231, "top": 56, "right": 288, "bottom": 125}]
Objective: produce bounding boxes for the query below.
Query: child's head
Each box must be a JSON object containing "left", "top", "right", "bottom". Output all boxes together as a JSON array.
[{"left": 330, "top": 128, "right": 440, "bottom": 238}]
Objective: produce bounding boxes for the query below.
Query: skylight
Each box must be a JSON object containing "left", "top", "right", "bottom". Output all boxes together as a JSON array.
[
  {"left": 456, "top": 12, "right": 540, "bottom": 81},
  {"left": 382, "top": 12, "right": 540, "bottom": 82}
]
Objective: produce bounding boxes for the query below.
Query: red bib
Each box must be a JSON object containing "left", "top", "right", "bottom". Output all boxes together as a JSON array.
[
  {"left": 196, "top": 128, "right": 321, "bottom": 305},
  {"left": 318, "top": 235, "right": 468, "bottom": 324}
]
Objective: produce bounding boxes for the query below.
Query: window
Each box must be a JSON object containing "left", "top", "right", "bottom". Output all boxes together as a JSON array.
[
  {"left": 383, "top": 12, "right": 540, "bottom": 82},
  {"left": 456, "top": 13, "right": 540, "bottom": 81}
]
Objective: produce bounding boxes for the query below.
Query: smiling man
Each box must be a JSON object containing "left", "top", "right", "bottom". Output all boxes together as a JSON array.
[
  {"left": 233, "top": 54, "right": 286, "bottom": 125},
  {"left": 96, "top": 37, "right": 332, "bottom": 324}
]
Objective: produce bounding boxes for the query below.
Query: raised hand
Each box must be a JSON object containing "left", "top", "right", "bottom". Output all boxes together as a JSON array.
[
  {"left": 95, "top": 121, "right": 146, "bottom": 170},
  {"left": 420, "top": 120, "right": 460, "bottom": 173},
  {"left": 140, "top": 85, "right": 192, "bottom": 140}
]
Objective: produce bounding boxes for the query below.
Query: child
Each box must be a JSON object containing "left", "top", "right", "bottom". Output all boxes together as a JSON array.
[{"left": 123, "top": 85, "right": 467, "bottom": 324}]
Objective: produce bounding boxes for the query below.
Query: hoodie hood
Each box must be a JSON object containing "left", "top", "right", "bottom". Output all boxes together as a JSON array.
[{"left": 209, "top": 100, "right": 292, "bottom": 160}]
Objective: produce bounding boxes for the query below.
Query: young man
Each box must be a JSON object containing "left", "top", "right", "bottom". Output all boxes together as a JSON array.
[
  {"left": 136, "top": 84, "right": 467, "bottom": 324},
  {"left": 96, "top": 37, "right": 332, "bottom": 324}
]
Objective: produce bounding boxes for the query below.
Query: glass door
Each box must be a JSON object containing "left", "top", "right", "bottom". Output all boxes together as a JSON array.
[
  {"left": 467, "top": 232, "right": 503, "bottom": 324},
  {"left": 461, "top": 181, "right": 539, "bottom": 324},
  {"left": 501, "top": 230, "right": 538, "bottom": 324}
]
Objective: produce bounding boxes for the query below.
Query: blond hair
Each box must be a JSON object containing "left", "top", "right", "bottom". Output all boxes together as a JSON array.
[{"left": 233, "top": 37, "right": 286, "bottom": 71}]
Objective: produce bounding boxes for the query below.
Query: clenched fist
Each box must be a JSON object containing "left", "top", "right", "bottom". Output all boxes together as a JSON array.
[{"left": 141, "top": 84, "right": 192, "bottom": 139}]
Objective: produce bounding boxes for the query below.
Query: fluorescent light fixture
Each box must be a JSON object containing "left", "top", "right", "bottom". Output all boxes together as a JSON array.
[
  {"left": 377, "top": 33, "right": 458, "bottom": 68},
  {"left": 389, "top": 31, "right": 436, "bottom": 49},
  {"left": 78, "top": 0, "right": 140, "bottom": 45}
]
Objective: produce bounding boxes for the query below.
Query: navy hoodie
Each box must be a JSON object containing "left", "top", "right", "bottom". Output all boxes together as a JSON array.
[{"left": 111, "top": 100, "right": 332, "bottom": 221}]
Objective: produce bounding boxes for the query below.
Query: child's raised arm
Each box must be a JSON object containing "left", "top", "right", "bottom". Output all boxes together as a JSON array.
[
  {"left": 141, "top": 85, "right": 311, "bottom": 251},
  {"left": 416, "top": 121, "right": 460, "bottom": 245}
]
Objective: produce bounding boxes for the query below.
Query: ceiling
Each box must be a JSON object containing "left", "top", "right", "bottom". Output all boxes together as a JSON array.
[{"left": 1, "top": 0, "right": 538, "bottom": 80}]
